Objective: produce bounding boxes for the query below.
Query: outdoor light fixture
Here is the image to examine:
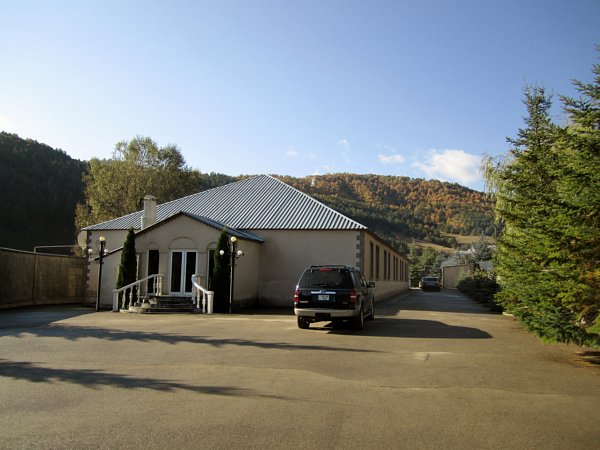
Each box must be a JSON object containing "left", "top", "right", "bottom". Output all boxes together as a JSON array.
[
  {"left": 220, "top": 235, "right": 244, "bottom": 314},
  {"left": 95, "top": 236, "right": 107, "bottom": 312}
]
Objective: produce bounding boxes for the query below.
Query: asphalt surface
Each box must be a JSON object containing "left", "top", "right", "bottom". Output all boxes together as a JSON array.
[{"left": 0, "top": 290, "right": 598, "bottom": 449}]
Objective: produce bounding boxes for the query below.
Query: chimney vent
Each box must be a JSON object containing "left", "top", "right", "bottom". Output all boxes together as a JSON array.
[{"left": 141, "top": 195, "right": 157, "bottom": 229}]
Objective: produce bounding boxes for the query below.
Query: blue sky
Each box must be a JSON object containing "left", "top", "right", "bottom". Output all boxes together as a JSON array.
[{"left": 1, "top": 1, "right": 598, "bottom": 191}]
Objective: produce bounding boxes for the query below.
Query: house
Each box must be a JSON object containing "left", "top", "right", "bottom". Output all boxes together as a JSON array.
[{"left": 79, "top": 175, "right": 410, "bottom": 309}]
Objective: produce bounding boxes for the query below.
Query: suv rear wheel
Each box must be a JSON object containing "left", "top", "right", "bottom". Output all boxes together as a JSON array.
[
  {"left": 352, "top": 306, "right": 364, "bottom": 331},
  {"left": 366, "top": 301, "right": 375, "bottom": 320},
  {"left": 297, "top": 316, "right": 310, "bottom": 329}
]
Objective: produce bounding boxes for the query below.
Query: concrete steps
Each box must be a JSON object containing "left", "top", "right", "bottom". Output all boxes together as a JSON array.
[{"left": 126, "top": 295, "right": 199, "bottom": 314}]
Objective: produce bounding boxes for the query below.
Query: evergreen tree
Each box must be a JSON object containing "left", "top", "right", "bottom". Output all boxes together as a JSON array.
[
  {"left": 553, "top": 57, "right": 600, "bottom": 338},
  {"left": 0, "top": 132, "right": 87, "bottom": 250},
  {"left": 212, "top": 229, "right": 231, "bottom": 313},
  {"left": 408, "top": 243, "right": 441, "bottom": 286},
  {"left": 470, "top": 236, "right": 493, "bottom": 263},
  {"left": 116, "top": 228, "right": 137, "bottom": 306},
  {"left": 484, "top": 57, "right": 600, "bottom": 346}
]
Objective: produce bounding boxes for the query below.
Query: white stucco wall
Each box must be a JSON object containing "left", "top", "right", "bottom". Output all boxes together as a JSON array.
[
  {"left": 82, "top": 220, "right": 410, "bottom": 310},
  {"left": 85, "top": 216, "right": 262, "bottom": 308},
  {"left": 254, "top": 229, "right": 361, "bottom": 306}
]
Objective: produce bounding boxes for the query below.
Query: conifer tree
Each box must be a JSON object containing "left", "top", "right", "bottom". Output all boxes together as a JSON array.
[
  {"left": 212, "top": 229, "right": 231, "bottom": 313},
  {"left": 484, "top": 56, "right": 600, "bottom": 346},
  {"left": 116, "top": 228, "right": 137, "bottom": 305}
]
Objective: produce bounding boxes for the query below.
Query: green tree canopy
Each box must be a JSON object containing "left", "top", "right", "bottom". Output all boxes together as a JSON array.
[
  {"left": 0, "top": 132, "right": 86, "bottom": 250},
  {"left": 76, "top": 136, "right": 202, "bottom": 228}
]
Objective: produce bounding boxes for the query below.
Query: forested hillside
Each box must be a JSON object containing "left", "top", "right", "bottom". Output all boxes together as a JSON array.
[
  {"left": 279, "top": 174, "right": 495, "bottom": 249},
  {"left": 1, "top": 132, "right": 494, "bottom": 252},
  {"left": 0, "top": 132, "right": 87, "bottom": 251}
]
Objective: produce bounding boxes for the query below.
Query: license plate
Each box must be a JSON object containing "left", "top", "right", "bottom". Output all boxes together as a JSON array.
[{"left": 318, "top": 294, "right": 330, "bottom": 301}]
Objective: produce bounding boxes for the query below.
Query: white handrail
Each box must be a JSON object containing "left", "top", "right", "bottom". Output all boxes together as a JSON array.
[
  {"left": 112, "top": 274, "right": 164, "bottom": 312},
  {"left": 191, "top": 274, "right": 214, "bottom": 314}
]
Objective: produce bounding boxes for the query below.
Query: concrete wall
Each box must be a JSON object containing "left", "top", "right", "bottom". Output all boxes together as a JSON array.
[
  {"left": 255, "top": 229, "right": 360, "bottom": 306},
  {"left": 254, "top": 229, "right": 409, "bottom": 307},
  {"left": 0, "top": 247, "right": 87, "bottom": 309},
  {"left": 442, "top": 264, "right": 476, "bottom": 289},
  {"left": 361, "top": 231, "right": 410, "bottom": 300}
]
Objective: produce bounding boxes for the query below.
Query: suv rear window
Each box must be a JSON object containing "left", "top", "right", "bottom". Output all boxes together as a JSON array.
[{"left": 298, "top": 268, "right": 354, "bottom": 289}]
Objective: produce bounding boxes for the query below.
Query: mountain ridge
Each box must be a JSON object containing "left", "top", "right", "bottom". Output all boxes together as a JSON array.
[{"left": 0, "top": 132, "right": 495, "bottom": 251}]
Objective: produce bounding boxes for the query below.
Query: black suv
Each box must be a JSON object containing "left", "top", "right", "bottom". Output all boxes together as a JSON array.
[{"left": 293, "top": 265, "right": 375, "bottom": 330}]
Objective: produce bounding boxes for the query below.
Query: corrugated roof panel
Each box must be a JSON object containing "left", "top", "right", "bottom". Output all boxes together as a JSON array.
[{"left": 83, "top": 175, "right": 367, "bottom": 232}]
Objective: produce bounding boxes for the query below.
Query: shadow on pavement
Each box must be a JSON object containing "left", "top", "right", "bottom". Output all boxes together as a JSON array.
[
  {"left": 0, "top": 359, "right": 286, "bottom": 398},
  {"left": 7, "top": 324, "right": 380, "bottom": 352},
  {"left": 309, "top": 317, "right": 492, "bottom": 339},
  {"left": 0, "top": 305, "right": 94, "bottom": 330}
]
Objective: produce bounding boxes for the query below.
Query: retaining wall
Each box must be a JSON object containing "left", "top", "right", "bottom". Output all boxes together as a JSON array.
[{"left": 0, "top": 247, "right": 87, "bottom": 309}]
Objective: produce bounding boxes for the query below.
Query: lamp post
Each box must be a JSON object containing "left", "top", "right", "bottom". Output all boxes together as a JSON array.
[
  {"left": 95, "top": 236, "right": 106, "bottom": 312},
  {"left": 228, "top": 236, "right": 237, "bottom": 314},
  {"left": 219, "top": 236, "right": 244, "bottom": 314}
]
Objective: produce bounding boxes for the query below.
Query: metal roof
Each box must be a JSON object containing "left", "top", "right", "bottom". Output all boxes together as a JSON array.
[
  {"left": 83, "top": 175, "right": 367, "bottom": 232},
  {"left": 133, "top": 211, "right": 265, "bottom": 242}
]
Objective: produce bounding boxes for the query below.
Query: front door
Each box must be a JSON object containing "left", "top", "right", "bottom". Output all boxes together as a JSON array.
[
  {"left": 169, "top": 250, "right": 197, "bottom": 295},
  {"left": 147, "top": 250, "right": 160, "bottom": 294}
]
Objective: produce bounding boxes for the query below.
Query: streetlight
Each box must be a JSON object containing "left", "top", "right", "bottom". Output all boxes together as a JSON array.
[
  {"left": 95, "top": 236, "right": 107, "bottom": 312},
  {"left": 219, "top": 236, "right": 244, "bottom": 314}
]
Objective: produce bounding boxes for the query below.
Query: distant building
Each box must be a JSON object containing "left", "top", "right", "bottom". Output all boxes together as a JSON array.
[{"left": 79, "top": 175, "right": 410, "bottom": 309}]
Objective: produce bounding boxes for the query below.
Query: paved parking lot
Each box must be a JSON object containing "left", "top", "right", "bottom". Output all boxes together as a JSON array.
[{"left": 1, "top": 290, "right": 598, "bottom": 449}]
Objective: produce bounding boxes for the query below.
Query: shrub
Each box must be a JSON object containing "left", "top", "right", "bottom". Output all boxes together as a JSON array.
[{"left": 457, "top": 270, "right": 502, "bottom": 312}]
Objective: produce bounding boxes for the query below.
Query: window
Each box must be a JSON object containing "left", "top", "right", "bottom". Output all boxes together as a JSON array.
[
  {"left": 369, "top": 242, "right": 374, "bottom": 280},
  {"left": 383, "top": 250, "right": 389, "bottom": 280},
  {"left": 375, "top": 245, "right": 380, "bottom": 281}
]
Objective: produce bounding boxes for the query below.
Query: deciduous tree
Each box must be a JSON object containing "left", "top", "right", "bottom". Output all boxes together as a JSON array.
[{"left": 76, "top": 136, "right": 202, "bottom": 229}]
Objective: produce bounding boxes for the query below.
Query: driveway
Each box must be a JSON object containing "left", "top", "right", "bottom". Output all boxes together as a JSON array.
[{"left": 0, "top": 290, "right": 598, "bottom": 449}]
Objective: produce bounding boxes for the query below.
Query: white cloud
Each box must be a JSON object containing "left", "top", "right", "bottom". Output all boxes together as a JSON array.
[
  {"left": 378, "top": 153, "right": 406, "bottom": 165},
  {"left": 285, "top": 147, "right": 317, "bottom": 160},
  {"left": 377, "top": 143, "right": 406, "bottom": 166},
  {"left": 412, "top": 149, "right": 482, "bottom": 185}
]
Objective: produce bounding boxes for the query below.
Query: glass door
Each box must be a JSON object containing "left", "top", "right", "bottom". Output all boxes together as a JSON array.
[{"left": 169, "top": 250, "right": 197, "bottom": 295}]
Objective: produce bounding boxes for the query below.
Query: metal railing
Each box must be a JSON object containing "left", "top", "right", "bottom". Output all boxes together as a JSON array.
[
  {"left": 191, "top": 274, "right": 214, "bottom": 314},
  {"left": 112, "top": 274, "right": 164, "bottom": 311}
]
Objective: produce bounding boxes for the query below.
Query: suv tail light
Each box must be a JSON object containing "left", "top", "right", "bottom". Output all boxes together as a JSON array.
[
  {"left": 294, "top": 289, "right": 299, "bottom": 305},
  {"left": 349, "top": 289, "right": 357, "bottom": 307}
]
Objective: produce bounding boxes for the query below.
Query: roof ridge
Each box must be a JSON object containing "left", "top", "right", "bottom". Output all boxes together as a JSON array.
[
  {"left": 81, "top": 175, "right": 259, "bottom": 231},
  {"left": 83, "top": 174, "right": 366, "bottom": 231},
  {"left": 267, "top": 175, "right": 366, "bottom": 229}
]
